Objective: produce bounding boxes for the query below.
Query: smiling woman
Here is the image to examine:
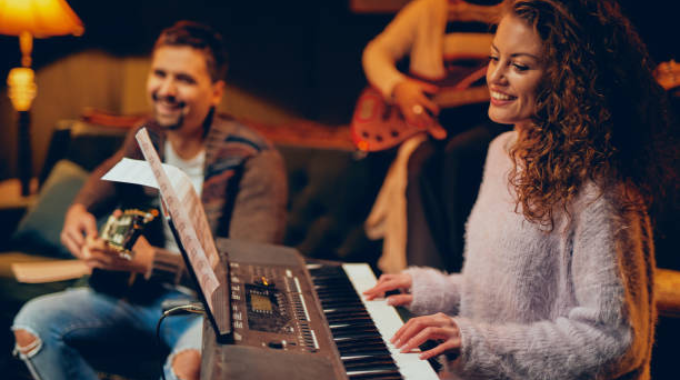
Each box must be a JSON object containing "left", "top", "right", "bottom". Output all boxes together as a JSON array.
[
  {"left": 486, "top": 13, "right": 544, "bottom": 130},
  {"left": 363, "top": 0, "right": 675, "bottom": 379}
]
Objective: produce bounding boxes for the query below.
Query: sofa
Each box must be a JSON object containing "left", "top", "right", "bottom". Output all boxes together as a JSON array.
[
  {"left": 2, "top": 112, "right": 679, "bottom": 379},
  {"left": 0, "top": 113, "right": 394, "bottom": 379}
]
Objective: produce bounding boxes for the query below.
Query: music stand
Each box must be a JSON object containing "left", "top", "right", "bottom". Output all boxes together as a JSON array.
[{"left": 167, "top": 217, "right": 233, "bottom": 343}]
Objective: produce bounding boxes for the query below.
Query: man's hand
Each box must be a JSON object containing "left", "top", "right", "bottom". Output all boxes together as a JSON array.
[
  {"left": 392, "top": 312, "right": 461, "bottom": 360},
  {"left": 82, "top": 235, "right": 154, "bottom": 274},
  {"left": 363, "top": 272, "right": 413, "bottom": 307},
  {"left": 392, "top": 79, "right": 440, "bottom": 130},
  {"left": 61, "top": 204, "right": 98, "bottom": 259}
]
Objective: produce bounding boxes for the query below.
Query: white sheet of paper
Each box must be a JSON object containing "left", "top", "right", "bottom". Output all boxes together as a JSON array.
[{"left": 101, "top": 157, "right": 178, "bottom": 190}]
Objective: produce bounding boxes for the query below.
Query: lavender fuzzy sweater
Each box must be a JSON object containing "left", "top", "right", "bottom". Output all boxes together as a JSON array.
[{"left": 405, "top": 131, "right": 655, "bottom": 379}]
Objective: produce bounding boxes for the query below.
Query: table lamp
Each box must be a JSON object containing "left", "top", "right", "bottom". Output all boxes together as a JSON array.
[{"left": 0, "top": 0, "right": 84, "bottom": 196}]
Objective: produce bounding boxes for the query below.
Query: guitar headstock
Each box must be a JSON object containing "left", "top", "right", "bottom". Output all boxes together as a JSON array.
[{"left": 655, "top": 60, "right": 680, "bottom": 91}]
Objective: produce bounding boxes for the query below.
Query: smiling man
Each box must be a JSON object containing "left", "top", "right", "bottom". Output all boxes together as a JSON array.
[{"left": 12, "top": 21, "right": 287, "bottom": 380}]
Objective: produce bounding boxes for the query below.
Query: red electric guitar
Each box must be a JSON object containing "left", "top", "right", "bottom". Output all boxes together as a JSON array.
[
  {"left": 350, "top": 0, "right": 503, "bottom": 152},
  {"left": 655, "top": 60, "right": 680, "bottom": 91},
  {"left": 350, "top": 66, "right": 490, "bottom": 152}
]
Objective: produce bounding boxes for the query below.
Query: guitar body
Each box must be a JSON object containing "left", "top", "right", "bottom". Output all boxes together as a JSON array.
[
  {"left": 350, "top": 83, "right": 490, "bottom": 152},
  {"left": 88, "top": 208, "right": 162, "bottom": 302},
  {"left": 655, "top": 60, "right": 679, "bottom": 91},
  {"left": 351, "top": 86, "right": 431, "bottom": 152}
]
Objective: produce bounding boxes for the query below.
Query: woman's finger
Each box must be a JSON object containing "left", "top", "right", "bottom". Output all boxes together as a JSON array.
[
  {"left": 386, "top": 294, "right": 413, "bottom": 306},
  {"left": 400, "top": 326, "right": 450, "bottom": 353},
  {"left": 364, "top": 274, "right": 411, "bottom": 299},
  {"left": 420, "top": 96, "right": 440, "bottom": 116},
  {"left": 392, "top": 316, "right": 428, "bottom": 347},
  {"left": 419, "top": 338, "right": 461, "bottom": 360},
  {"left": 364, "top": 283, "right": 399, "bottom": 299}
]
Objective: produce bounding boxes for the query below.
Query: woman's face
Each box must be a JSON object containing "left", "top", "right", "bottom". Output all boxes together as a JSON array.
[{"left": 486, "top": 14, "right": 545, "bottom": 130}]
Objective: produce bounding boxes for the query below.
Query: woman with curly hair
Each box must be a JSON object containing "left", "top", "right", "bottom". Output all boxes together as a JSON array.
[{"left": 364, "top": 0, "right": 674, "bottom": 378}]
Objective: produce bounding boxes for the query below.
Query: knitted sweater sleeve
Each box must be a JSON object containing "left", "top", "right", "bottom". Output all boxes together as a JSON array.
[
  {"left": 449, "top": 191, "right": 655, "bottom": 379},
  {"left": 404, "top": 267, "right": 463, "bottom": 316}
]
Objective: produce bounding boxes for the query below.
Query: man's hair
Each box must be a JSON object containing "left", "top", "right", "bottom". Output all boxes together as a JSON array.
[{"left": 154, "top": 21, "right": 228, "bottom": 82}]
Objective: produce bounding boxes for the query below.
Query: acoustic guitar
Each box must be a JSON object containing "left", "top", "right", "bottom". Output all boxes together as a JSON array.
[
  {"left": 350, "top": 66, "right": 490, "bottom": 152},
  {"left": 89, "top": 208, "right": 159, "bottom": 298}
]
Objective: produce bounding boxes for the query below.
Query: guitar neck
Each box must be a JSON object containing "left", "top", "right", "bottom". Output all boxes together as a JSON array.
[{"left": 433, "top": 85, "right": 490, "bottom": 109}]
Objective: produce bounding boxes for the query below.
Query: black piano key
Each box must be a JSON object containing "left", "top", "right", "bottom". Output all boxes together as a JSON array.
[
  {"left": 335, "top": 337, "right": 385, "bottom": 347},
  {"left": 348, "top": 370, "right": 404, "bottom": 380},
  {"left": 322, "top": 306, "right": 367, "bottom": 312},
  {"left": 331, "top": 330, "right": 382, "bottom": 340},
  {"left": 325, "top": 309, "right": 371, "bottom": 317},
  {"left": 340, "top": 348, "right": 392, "bottom": 357},
  {"left": 338, "top": 343, "right": 389, "bottom": 356},
  {"left": 322, "top": 301, "right": 366, "bottom": 309},
  {"left": 339, "top": 347, "right": 391, "bottom": 356},
  {"left": 418, "top": 340, "right": 444, "bottom": 373},
  {"left": 309, "top": 264, "right": 408, "bottom": 380},
  {"left": 326, "top": 314, "right": 373, "bottom": 323},
  {"left": 342, "top": 356, "right": 399, "bottom": 371},
  {"left": 338, "top": 343, "right": 391, "bottom": 354},
  {"left": 330, "top": 324, "right": 381, "bottom": 334}
]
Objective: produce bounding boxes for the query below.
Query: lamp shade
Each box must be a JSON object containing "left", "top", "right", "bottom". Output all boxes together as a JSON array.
[{"left": 0, "top": 0, "right": 84, "bottom": 37}]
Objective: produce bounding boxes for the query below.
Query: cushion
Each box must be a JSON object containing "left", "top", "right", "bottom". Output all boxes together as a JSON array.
[
  {"left": 10, "top": 160, "right": 89, "bottom": 258},
  {"left": 279, "top": 145, "right": 393, "bottom": 263}
]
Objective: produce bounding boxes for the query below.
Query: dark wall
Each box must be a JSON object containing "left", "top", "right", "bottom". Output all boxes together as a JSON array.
[
  {"left": 0, "top": 0, "right": 394, "bottom": 126},
  {"left": 0, "top": 0, "right": 675, "bottom": 123},
  {"left": 0, "top": 0, "right": 675, "bottom": 180}
]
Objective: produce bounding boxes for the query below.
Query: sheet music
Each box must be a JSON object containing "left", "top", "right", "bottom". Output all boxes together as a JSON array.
[{"left": 101, "top": 128, "right": 220, "bottom": 311}]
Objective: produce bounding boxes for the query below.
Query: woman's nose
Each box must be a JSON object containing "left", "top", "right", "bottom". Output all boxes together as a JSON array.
[{"left": 487, "top": 62, "right": 506, "bottom": 85}]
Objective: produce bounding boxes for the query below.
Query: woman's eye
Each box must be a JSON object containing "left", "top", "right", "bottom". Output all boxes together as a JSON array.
[
  {"left": 488, "top": 55, "right": 499, "bottom": 62},
  {"left": 513, "top": 63, "right": 529, "bottom": 71}
]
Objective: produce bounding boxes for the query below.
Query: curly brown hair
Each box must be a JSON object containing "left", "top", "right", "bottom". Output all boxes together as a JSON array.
[{"left": 503, "top": 0, "right": 674, "bottom": 229}]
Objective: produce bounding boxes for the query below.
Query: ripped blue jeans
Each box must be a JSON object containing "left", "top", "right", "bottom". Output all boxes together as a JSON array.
[{"left": 12, "top": 287, "right": 202, "bottom": 380}]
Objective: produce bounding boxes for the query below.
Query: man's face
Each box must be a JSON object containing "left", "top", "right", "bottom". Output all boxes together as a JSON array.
[{"left": 146, "top": 46, "right": 224, "bottom": 133}]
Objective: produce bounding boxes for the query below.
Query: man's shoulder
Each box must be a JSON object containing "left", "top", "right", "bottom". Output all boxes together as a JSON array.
[{"left": 209, "top": 114, "right": 274, "bottom": 153}]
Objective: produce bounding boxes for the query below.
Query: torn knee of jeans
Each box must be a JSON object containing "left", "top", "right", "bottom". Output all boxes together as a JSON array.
[
  {"left": 12, "top": 327, "right": 42, "bottom": 358},
  {"left": 169, "top": 348, "right": 201, "bottom": 380}
]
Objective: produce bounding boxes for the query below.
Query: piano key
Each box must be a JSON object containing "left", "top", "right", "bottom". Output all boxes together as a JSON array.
[
  {"left": 347, "top": 369, "right": 404, "bottom": 380},
  {"left": 339, "top": 264, "right": 440, "bottom": 380},
  {"left": 342, "top": 355, "right": 399, "bottom": 371}
]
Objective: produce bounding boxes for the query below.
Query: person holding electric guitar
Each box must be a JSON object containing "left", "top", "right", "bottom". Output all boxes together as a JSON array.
[
  {"left": 12, "top": 21, "right": 287, "bottom": 380},
  {"left": 360, "top": 0, "right": 505, "bottom": 274}
]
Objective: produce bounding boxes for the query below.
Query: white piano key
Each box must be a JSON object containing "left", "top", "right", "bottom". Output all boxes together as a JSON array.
[{"left": 342, "top": 264, "right": 440, "bottom": 380}]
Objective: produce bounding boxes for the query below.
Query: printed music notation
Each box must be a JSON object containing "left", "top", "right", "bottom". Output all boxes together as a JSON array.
[{"left": 100, "top": 128, "right": 221, "bottom": 310}]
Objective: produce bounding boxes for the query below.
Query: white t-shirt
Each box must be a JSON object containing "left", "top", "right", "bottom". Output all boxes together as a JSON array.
[{"left": 162, "top": 139, "right": 206, "bottom": 253}]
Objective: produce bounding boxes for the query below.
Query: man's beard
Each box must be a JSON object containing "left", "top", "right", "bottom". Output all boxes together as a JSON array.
[{"left": 152, "top": 93, "right": 187, "bottom": 131}]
